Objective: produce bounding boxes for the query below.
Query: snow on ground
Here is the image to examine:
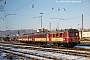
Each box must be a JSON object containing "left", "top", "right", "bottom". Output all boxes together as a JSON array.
[
  {"left": 0, "top": 52, "right": 31, "bottom": 60},
  {"left": 0, "top": 43, "right": 90, "bottom": 60},
  {"left": 1, "top": 43, "right": 90, "bottom": 49},
  {"left": 2, "top": 43, "right": 90, "bottom": 54},
  {"left": 0, "top": 46, "right": 90, "bottom": 60},
  {"left": 0, "top": 49, "right": 52, "bottom": 60},
  {"left": 75, "top": 45, "right": 90, "bottom": 49}
]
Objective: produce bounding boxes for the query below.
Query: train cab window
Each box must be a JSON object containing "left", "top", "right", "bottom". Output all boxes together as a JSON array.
[
  {"left": 69, "top": 32, "right": 73, "bottom": 36},
  {"left": 56, "top": 34, "right": 58, "bottom": 38},
  {"left": 60, "top": 33, "right": 62, "bottom": 37},
  {"left": 74, "top": 32, "right": 78, "bottom": 36}
]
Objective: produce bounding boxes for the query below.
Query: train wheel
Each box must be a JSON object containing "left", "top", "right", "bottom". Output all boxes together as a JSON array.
[
  {"left": 64, "top": 43, "right": 68, "bottom": 47},
  {"left": 41, "top": 42, "right": 43, "bottom": 45},
  {"left": 69, "top": 43, "right": 75, "bottom": 48},
  {"left": 64, "top": 43, "right": 74, "bottom": 48},
  {"left": 57, "top": 43, "right": 60, "bottom": 47}
]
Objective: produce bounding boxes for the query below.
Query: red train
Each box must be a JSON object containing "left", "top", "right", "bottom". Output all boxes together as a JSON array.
[{"left": 18, "top": 29, "right": 80, "bottom": 47}]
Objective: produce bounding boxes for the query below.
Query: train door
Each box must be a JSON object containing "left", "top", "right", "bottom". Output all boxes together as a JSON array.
[
  {"left": 46, "top": 33, "right": 48, "bottom": 42},
  {"left": 49, "top": 33, "right": 52, "bottom": 42},
  {"left": 59, "top": 32, "right": 64, "bottom": 42},
  {"left": 63, "top": 32, "right": 66, "bottom": 42},
  {"left": 32, "top": 35, "right": 35, "bottom": 41}
]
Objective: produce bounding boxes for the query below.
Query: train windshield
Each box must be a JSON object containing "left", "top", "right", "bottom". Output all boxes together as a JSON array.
[{"left": 69, "top": 32, "right": 78, "bottom": 37}]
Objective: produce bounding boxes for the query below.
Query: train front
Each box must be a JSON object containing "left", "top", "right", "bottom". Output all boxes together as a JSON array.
[{"left": 63, "top": 29, "right": 80, "bottom": 47}]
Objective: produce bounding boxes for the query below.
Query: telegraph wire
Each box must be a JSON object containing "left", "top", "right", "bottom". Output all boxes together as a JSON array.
[{"left": 8, "top": 0, "right": 34, "bottom": 14}]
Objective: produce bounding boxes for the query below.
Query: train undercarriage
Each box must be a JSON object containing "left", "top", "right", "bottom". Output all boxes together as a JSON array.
[{"left": 18, "top": 40, "right": 79, "bottom": 48}]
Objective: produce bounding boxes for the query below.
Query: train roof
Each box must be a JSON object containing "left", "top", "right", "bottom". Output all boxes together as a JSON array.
[
  {"left": 30, "top": 29, "right": 78, "bottom": 35},
  {"left": 21, "top": 29, "right": 78, "bottom": 36},
  {"left": 57, "top": 29, "right": 78, "bottom": 32}
]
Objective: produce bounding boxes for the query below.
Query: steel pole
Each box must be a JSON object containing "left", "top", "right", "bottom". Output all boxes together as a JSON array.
[
  {"left": 81, "top": 14, "right": 83, "bottom": 39},
  {"left": 41, "top": 15, "right": 42, "bottom": 29}
]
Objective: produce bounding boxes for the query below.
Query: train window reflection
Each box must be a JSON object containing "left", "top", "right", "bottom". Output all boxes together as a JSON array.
[
  {"left": 60, "top": 33, "right": 62, "bottom": 37},
  {"left": 70, "top": 33, "right": 73, "bottom": 36},
  {"left": 56, "top": 34, "right": 58, "bottom": 38},
  {"left": 74, "top": 32, "right": 78, "bottom": 36},
  {"left": 70, "top": 32, "right": 78, "bottom": 36}
]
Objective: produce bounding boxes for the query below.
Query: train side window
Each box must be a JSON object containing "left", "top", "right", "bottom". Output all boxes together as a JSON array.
[
  {"left": 87, "top": 33, "right": 89, "bottom": 35},
  {"left": 43, "top": 34, "right": 44, "bottom": 38},
  {"left": 41, "top": 35, "right": 42, "bottom": 38},
  {"left": 37, "top": 35, "right": 38, "bottom": 38},
  {"left": 60, "top": 33, "right": 62, "bottom": 37},
  {"left": 56, "top": 34, "right": 58, "bottom": 38},
  {"left": 44, "top": 34, "right": 45, "bottom": 38},
  {"left": 64, "top": 33, "right": 66, "bottom": 37},
  {"left": 49, "top": 34, "right": 51, "bottom": 37},
  {"left": 41, "top": 35, "right": 43, "bottom": 38},
  {"left": 43, "top": 35, "right": 44, "bottom": 38},
  {"left": 39, "top": 35, "right": 41, "bottom": 38},
  {"left": 49, "top": 34, "right": 52, "bottom": 37},
  {"left": 36, "top": 35, "right": 37, "bottom": 38},
  {"left": 49, "top": 34, "right": 50, "bottom": 37},
  {"left": 53, "top": 34, "right": 54, "bottom": 37},
  {"left": 38, "top": 35, "right": 40, "bottom": 38},
  {"left": 34, "top": 35, "right": 36, "bottom": 38},
  {"left": 45, "top": 34, "right": 47, "bottom": 38}
]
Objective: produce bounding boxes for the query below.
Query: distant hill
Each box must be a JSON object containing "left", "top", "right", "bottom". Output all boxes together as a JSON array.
[
  {"left": 0, "top": 29, "right": 37, "bottom": 37},
  {"left": 1, "top": 28, "right": 90, "bottom": 37}
]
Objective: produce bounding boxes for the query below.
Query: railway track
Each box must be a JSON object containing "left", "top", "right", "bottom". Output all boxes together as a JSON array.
[
  {"left": 0, "top": 41, "right": 90, "bottom": 60},
  {"left": 0, "top": 46, "right": 53, "bottom": 60}
]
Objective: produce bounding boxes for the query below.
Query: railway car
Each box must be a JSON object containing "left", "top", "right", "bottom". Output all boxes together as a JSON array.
[
  {"left": 79, "top": 31, "right": 90, "bottom": 45},
  {"left": 18, "top": 29, "right": 80, "bottom": 47}
]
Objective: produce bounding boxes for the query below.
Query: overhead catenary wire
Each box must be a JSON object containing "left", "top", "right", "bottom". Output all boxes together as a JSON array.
[
  {"left": 10, "top": 0, "right": 90, "bottom": 29},
  {"left": 4, "top": 0, "right": 90, "bottom": 30},
  {"left": 43, "top": 0, "right": 90, "bottom": 21},
  {"left": 9, "top": 0, "right": 34, "bottom": 14},
  {"left": 3, "top": 0, "right": 35, "bottom": 30}
]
